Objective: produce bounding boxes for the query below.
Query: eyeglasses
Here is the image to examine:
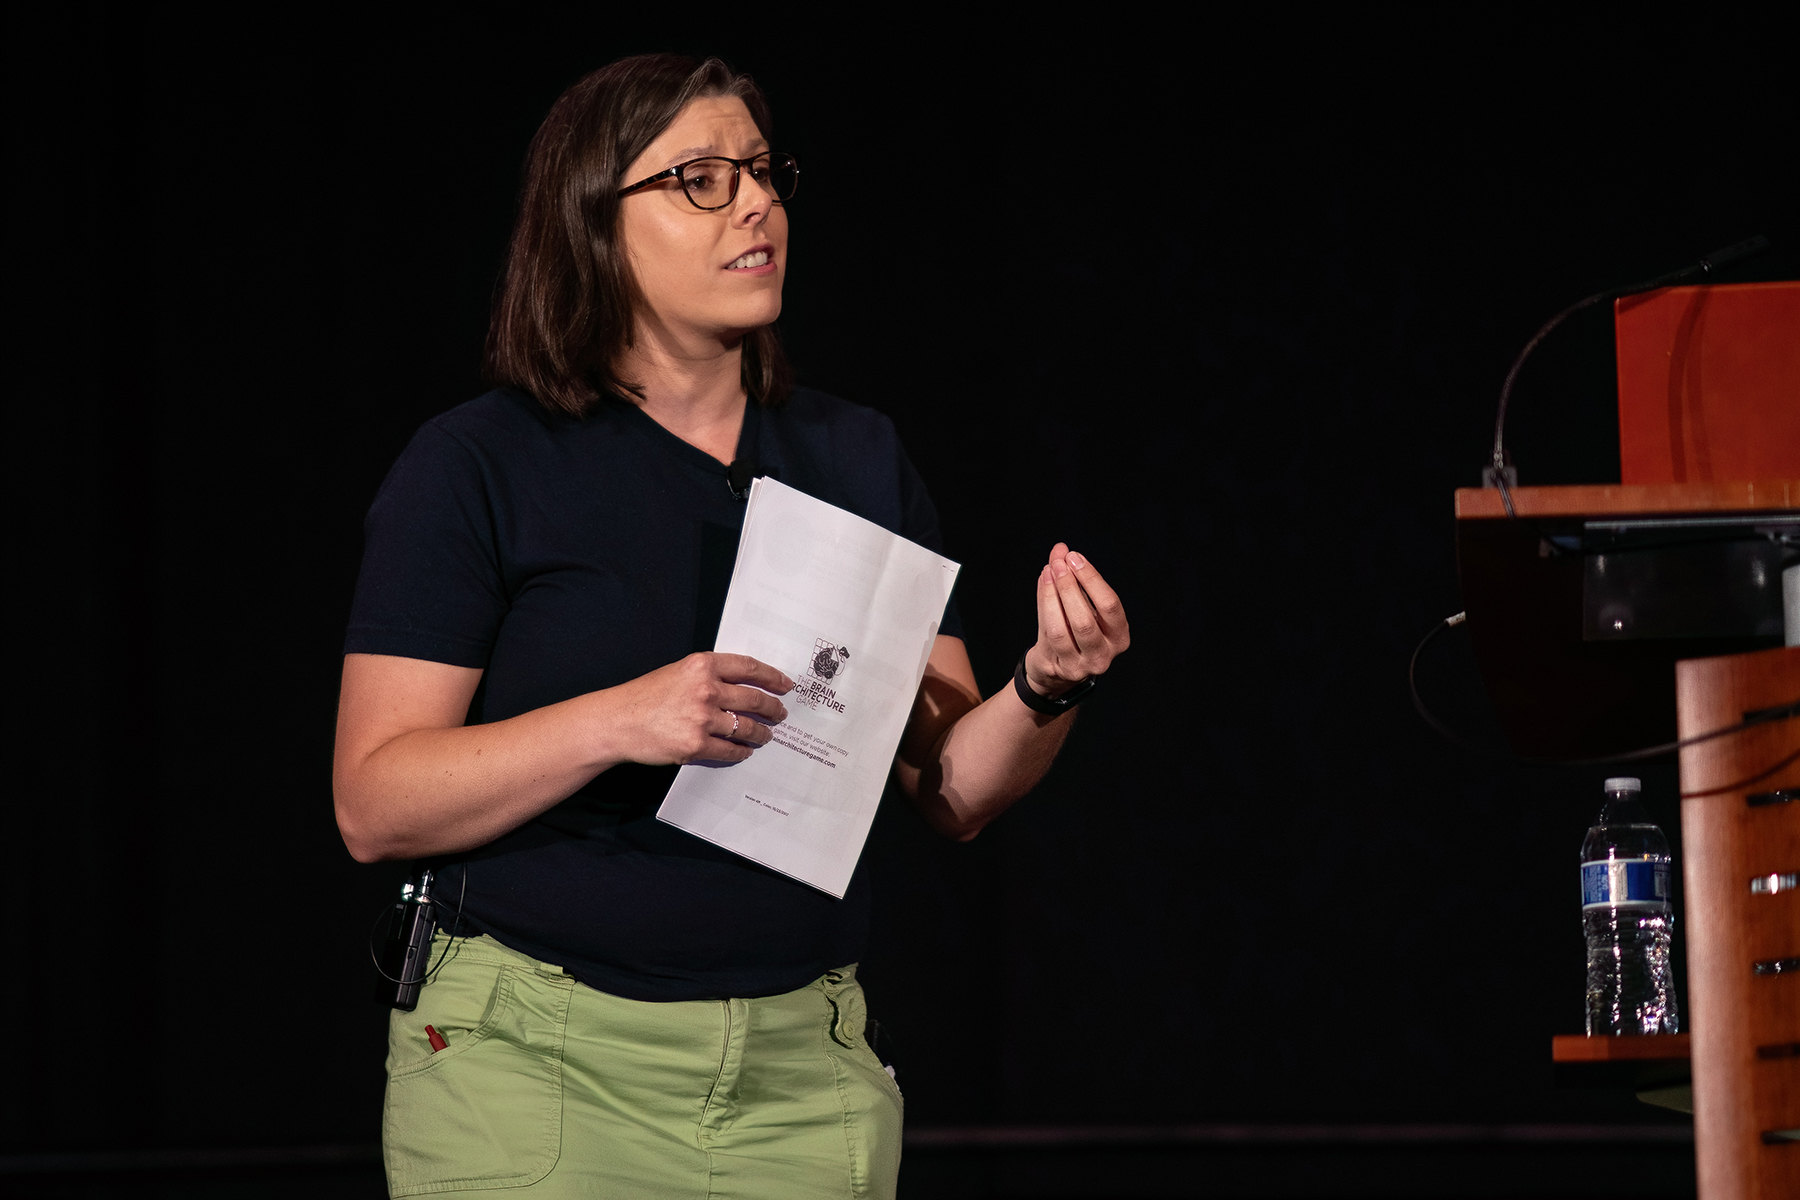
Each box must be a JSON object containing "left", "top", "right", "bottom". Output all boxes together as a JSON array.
[{"left": 617, "top": 152, "right": 799, "bottom": 211}]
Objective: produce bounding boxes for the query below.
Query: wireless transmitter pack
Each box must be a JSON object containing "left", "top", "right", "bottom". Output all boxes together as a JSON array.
[{"left": 374, "top": 868, "right": 438, "bottom": 1011}]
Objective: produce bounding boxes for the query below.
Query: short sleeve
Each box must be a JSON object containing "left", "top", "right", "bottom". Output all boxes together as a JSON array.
[
  {"left": 894, "top": 440, "right": 966, "bottom": 642},
  {"left": 344, "top": 422, "right": 508, "bottom": 668}
]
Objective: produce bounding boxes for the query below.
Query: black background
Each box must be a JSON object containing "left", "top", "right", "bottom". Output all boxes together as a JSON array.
[{"left": 8, "top": 7, "right": 1796, "bottom": 1167}]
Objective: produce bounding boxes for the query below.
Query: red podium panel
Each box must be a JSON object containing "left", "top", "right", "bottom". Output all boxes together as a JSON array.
[{"left": 1615, "top": 281, "right": 1800, "bottom": 485}]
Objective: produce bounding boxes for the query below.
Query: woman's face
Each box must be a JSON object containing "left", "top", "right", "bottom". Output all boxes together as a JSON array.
[{"left": 618, "top": 95, "right": 788, "bottom": 347}]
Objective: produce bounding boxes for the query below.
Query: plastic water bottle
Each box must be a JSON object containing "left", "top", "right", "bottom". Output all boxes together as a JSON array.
[{"left": 1581, "top": 777, "right": 1679, "bottom": 1035}]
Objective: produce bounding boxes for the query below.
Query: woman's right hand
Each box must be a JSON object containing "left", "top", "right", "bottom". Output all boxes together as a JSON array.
[{"left": 609, "top": 652, "right": 794, "bottom": 766}]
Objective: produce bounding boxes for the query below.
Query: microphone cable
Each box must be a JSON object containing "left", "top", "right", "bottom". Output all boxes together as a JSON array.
[{"left": 1409, "top": 611, "right": 1799, "bottom": 767}]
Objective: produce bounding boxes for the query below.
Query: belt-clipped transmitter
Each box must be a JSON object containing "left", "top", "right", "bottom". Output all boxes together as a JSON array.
[{"left": 372, "top": 867, "right": 465, "bottom": 1011}]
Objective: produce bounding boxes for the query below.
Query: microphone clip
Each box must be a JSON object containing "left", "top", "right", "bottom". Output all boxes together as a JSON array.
[{"left": 727, "top": 458, "right": 758, "bottom": 501}]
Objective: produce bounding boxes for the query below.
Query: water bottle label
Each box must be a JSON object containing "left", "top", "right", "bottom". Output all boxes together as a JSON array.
[{"left": 1581, "top": 859, "right": 1670, "bottom": 908}]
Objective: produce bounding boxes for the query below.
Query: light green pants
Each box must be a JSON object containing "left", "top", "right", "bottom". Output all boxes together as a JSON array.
[{"left": 382, "top": 933, "right": 902, "bottom": 1199}]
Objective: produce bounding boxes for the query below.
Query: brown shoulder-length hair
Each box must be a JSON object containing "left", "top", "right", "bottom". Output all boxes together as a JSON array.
[{"left": 484, "top": 55, "right": 792, "bottom": 417}]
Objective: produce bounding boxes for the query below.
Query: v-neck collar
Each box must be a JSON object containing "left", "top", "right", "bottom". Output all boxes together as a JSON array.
[{"left": 606, "top": 393, "right": 761, "bottom": 479}]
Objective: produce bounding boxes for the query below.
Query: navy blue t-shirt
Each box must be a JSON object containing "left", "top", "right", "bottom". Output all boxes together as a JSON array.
[{"left": 345, "top": 386, "right": 961, "bottom": 1001}]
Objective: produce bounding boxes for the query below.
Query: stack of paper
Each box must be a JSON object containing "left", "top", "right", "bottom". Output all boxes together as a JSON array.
[{"left": 657, "top": 478, "right": 961, "bottom": 897}]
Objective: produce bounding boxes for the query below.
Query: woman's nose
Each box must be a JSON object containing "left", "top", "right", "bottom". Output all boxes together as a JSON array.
[{"left": 732, "top": 172, "right": 776, "bottom": 224}]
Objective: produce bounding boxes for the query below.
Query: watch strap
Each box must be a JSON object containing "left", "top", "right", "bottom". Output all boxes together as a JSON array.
[{"left": 1012, "top": 654, "right": 1097, "bottom": 715}]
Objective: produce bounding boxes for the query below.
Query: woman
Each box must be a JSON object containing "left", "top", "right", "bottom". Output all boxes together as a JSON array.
[{"left": 335, "top": 54, "right": 1128, "bottom": 1200}]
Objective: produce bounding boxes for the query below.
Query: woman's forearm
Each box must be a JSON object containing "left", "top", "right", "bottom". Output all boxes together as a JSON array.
[
  {"left": 333, "top": 651, "right": 790, "bottom": 862},
  {"left": 894, "top": 548, "right": 1128, "bottom": 840},
  {"left": 335, "top": 679, "right": 641, "bottom": 862},
  {"left": 902, "top": 686, "right": 1074, "bottom": 840}
]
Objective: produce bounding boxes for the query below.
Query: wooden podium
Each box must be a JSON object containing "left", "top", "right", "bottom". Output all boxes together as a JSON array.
[
  {"left": 1456, "top": 482, "right": 1799, "bottom": 1198},
  {"left": 1458, "top": 278, "right": 1798, "bottom": 1196},
  {"left": 1677, "top": 646, "right": 1800, "bottom": 1197}
]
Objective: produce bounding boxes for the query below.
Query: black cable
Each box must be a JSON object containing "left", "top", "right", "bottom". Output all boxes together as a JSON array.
[
  {"left": 1409, "top": 611, "right": 1800, "bottom": 767},
  {"left": 419, "top": 869, "right": 470, "bottom": 986},
  {"left": 1408, "top": 612, "right": 1496, "bottom": 756}
]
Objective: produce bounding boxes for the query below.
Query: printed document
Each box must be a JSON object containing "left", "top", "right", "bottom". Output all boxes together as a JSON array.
[{"left": 657, "top": 477, "right": 961, "bottom": 897}]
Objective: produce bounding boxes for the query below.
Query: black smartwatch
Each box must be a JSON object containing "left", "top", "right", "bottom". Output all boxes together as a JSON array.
[{"left": 1012, "top": 654, "right": 1097, "bottom": 716}]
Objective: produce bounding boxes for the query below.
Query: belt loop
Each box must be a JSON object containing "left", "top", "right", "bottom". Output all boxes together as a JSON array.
[{"left": 822, "top": 967, "right": 863, "bottom": 1049}]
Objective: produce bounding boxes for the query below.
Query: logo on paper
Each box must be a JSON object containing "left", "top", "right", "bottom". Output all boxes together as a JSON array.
[
  {"left": 811, "top": 640, "right": 850, "bottom": 681},
  {"left": 794, "top": 639, "right": 850, "bottom": 714}
]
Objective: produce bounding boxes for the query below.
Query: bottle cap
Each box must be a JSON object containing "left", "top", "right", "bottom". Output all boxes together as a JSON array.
[{"left": 1604, "top": 776, "right": 1642, "bottom": 794}]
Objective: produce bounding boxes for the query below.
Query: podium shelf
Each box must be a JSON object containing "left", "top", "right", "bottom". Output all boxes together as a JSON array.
[
  {"left": 1456, "top": 481, "right": 1799, "bottom": 520},
  {"left": 1552, "top": 1034, "right": 1690, "bottom": 1063}
]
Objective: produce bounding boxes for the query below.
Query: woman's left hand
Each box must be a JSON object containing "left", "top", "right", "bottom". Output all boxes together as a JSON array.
[{"left": 1021, "top": 543, "right": 1130, "bottom": 701}]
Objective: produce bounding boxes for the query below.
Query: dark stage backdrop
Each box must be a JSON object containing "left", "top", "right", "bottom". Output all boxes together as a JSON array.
[{"left": 8, "top": 10, "right": 1796, "bottom": 1166}]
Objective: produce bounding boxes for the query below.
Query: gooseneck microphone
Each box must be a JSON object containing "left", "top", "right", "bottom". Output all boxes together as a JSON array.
[
  {"left": 1484, "top": 235, "right": 1772, "bottom": 517},
  {"left": 1636, "top": 235, "right": 1774, "bottom": 291}
]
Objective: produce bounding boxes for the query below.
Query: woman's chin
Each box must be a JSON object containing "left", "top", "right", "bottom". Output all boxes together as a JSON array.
[{"left": 715, "top": 302, "right": 785, "bottom": 340}]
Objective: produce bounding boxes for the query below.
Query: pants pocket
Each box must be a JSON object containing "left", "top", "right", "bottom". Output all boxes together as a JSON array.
[
  {"left": 383, "top": 957, "right": 572, "bottom": 1196},
  {"left": 821, "top": 972, "right": 903, "bottom": 1199},
  {"left": 823, "top": 970, "right": 903, "bottom": 1107}
]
